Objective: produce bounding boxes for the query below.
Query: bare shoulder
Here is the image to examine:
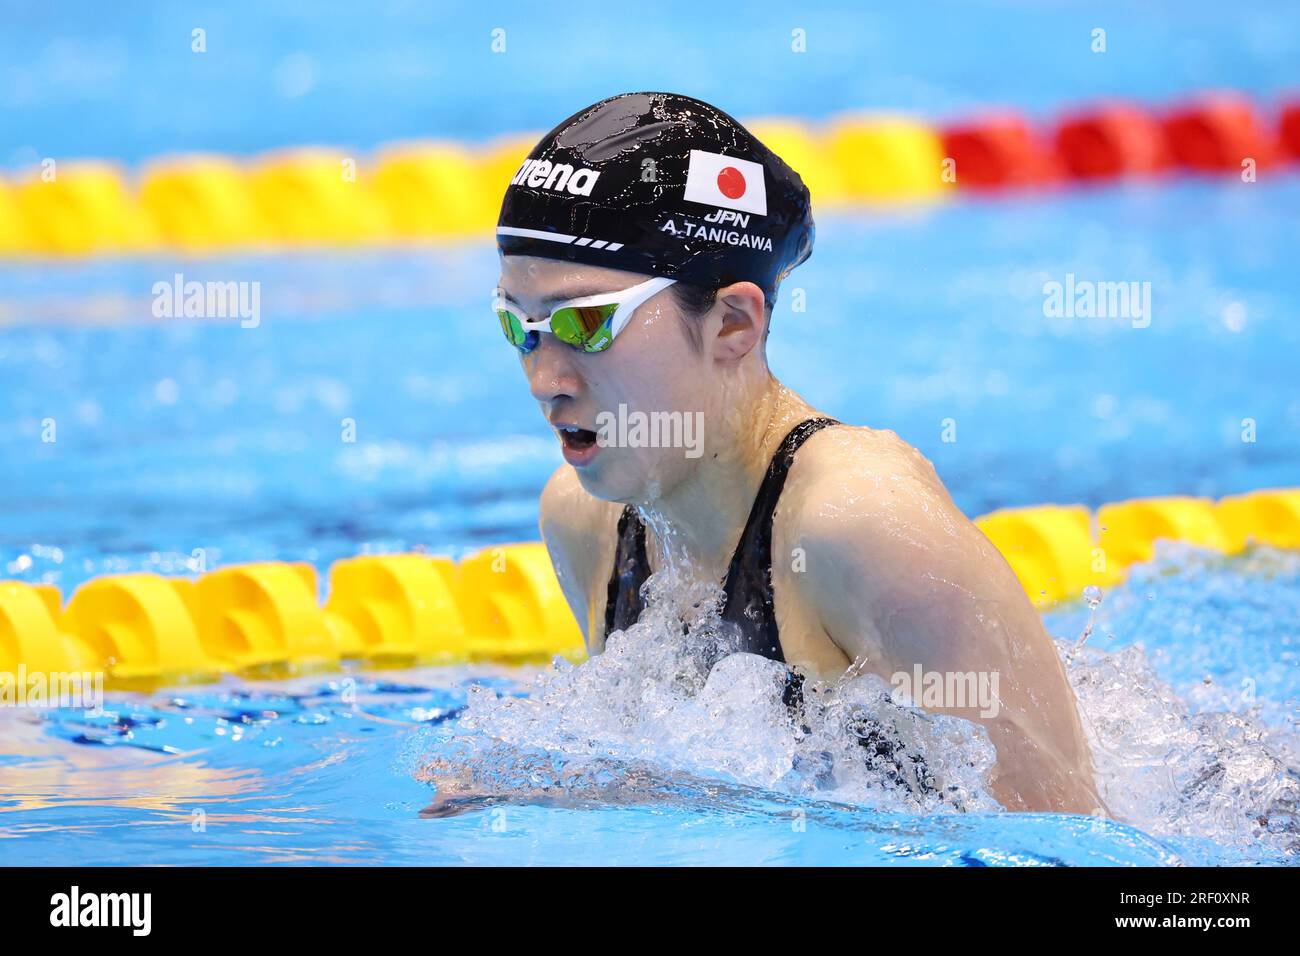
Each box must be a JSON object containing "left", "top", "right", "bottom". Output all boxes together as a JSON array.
[
  {"left": 777, "top": 423, "right": 991, "bottom": 599},
  {"left": 538, "top": 465, "right": 624, "bottom": 643},
  {"left": 787, "top": 423, "right": 955, "bottom": 529}
]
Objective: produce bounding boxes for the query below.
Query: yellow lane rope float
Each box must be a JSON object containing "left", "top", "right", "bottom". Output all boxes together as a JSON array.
[{"left": 1, "top": 487, "right": 1296, "bottom": 690}]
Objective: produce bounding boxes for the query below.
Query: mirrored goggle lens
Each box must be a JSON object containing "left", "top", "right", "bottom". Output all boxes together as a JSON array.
[
  {"left": 496, "top": 308, "right": 529, "bottom": 348},
  {"left": 551, "top": 303, "right": 618, "bottom": 353}
]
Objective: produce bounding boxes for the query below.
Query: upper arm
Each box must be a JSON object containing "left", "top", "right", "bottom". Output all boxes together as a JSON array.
[
  {"left": 787, "top": 433, "right": 1091, "bottom": 751},
  {"left": 787, "top": 432, "right": 1053, "bottom": 692},
  {"left": 538, "top": 465, "right": 620, "bottom": 649},
  {"left": 786, "top": 430, "right": 1100, "bottom": 810},
  {"left": 793, "top": 457, "right": 990, "bottom": 669}
]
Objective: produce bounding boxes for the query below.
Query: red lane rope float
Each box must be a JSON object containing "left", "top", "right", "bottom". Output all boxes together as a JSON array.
[
  {"left": 1052, "top": 102, "right": 1171, "bottom": 180},
  {"left": 1280, "top": 101, "right": 1300, "bottom": 160},
  {"left": 943, "top": 91, "right": 1295, "bottom": 191},
  {"left": 941, "top": 113, "right": 1062, "bottom": 190},
  {"left": 1162, "top": 92, "right": 1280, "bottom": 173}
]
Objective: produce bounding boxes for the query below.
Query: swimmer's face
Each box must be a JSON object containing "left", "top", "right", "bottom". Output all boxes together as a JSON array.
[{"left": 498, "top": 255, "right": 759, "bottom": 503}]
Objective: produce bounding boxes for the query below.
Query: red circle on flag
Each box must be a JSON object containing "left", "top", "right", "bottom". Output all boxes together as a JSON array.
[{"left": 716, "top": 166, "right": 746, "bottom": 200}]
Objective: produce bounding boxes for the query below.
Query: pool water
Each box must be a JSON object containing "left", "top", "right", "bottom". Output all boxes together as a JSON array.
[
  {"left": 4, "top": 181, "right": 1299, "bottom": 583},
  {"left": 0, "top": 541, "right": 1294, "bottom": 866},
  {"left": 2, "top": 0, "right": 1298, "bottom": 866},
  {"left": 5, "top": 0, "right": 1298, "bottom": 165},
  {"left": 2, "top": 183, "right": 1298, "bottom": 865}
]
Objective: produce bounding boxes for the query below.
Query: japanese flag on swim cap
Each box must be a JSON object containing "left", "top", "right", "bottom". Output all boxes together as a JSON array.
[{"left": 496, "top": 92, "right": 814, "bottom": 305}]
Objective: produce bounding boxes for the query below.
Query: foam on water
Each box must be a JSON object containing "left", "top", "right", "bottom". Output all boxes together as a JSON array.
[
  {"left": 421, "top": 565, "right": 1000, "bottom": 814},
  {"left": 419, "top": 543, "right": 1299, "bottom": 862},
  {"left": 1057, "top": 542, "right": 1300, "bottom": 860}
]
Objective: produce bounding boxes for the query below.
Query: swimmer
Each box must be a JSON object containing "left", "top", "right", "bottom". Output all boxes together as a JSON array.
[{"left": 493, "top": 92, "right": 1104, "bottom": 815}]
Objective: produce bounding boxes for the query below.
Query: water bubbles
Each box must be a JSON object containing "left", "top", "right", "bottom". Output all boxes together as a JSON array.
[
  {"left": 1221, "top": 300, "right": 1247, "bottom": 332},
  {"left": 425, "top": 563, "right": 1000, "bottom": 815},
  {"left": 1068, "top": 586, "right": 1107, "bottom": 660},
  {"left": 1059, "top": 548, "right": 1300, "bottom": 862},
  {"left": 420, "top": 542, "right": 1298, "bottom": 861}
]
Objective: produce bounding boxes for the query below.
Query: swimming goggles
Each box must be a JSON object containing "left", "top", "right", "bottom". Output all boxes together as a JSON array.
[{"left": 492, "top": 275, "right": 677, "bottom": 354}]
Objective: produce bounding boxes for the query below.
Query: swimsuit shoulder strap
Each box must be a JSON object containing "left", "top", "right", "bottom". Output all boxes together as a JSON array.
[
  {"left": 602, "top": 416, "right": 841, "bottom": 652},
  {"left": 719, "top": 416, "right": 841, "bottom": 661},
  {"left": 604, "top": 503, "right": 650, "bottom": 638}
]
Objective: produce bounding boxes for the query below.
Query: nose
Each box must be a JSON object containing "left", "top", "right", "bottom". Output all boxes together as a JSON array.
[{"left": 524, "top": 334, "right": 583, "bottom": 410}]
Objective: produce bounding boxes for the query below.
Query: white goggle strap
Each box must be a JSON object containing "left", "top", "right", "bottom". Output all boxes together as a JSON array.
[{"left": 599, "top": 276, "right": 677, "bottom": 339}]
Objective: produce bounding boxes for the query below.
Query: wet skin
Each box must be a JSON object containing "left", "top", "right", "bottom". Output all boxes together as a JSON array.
[{"left": 499, "top": 254, "right": 1106, "bottom": 815}]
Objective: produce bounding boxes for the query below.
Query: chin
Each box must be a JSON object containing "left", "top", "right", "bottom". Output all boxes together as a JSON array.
[
  {"left": 573, "top": 450, "right": 682, "bottom": 508},
  {"left": 572, "top": 454, "right": 650, "bottom": 506},
  {"left": 571, "top": 456, "right": 623, "bottom": 502}
]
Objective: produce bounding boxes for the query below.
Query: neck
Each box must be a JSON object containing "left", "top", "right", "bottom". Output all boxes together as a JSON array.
[{"left": 636, "top": 374, "right": 819, "bottom": 581}]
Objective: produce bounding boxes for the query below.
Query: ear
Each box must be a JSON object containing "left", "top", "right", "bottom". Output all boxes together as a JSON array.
[{"left": 709, "top": 281, "right": 768, "bottom": 363}]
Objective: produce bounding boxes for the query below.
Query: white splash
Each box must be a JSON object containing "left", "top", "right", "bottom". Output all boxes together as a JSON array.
[
  {"left": 427, "top": 564, "right": 999, "bottom": 815},
  {"left": 421, "top": 547, "right": 1299, "bottom": 861}
]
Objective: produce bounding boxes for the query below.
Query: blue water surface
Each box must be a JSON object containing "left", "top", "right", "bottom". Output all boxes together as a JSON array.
[
  {"left": 2, "top": 180, "right": 1297, "bottom": 589},
  {"left": 1, "top": 1, "right": 1297, "bottom": 866},
  {"left": 2, "top": 177, "right": 1296, "bottom": 865},
  {"left": 3, "top": 0, "right": 1299, "bottom": 166}
]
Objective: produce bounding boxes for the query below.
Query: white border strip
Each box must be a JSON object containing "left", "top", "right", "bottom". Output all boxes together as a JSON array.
[
  {"left": 497, "top": 226, "right": 576, "bottom": 244},
  {"left": 497, "top": 226, "right": 624, "bottom": 252}
]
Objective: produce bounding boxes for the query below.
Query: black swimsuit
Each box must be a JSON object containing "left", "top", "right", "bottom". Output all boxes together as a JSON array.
[
  {"left": 603, "top": 416, "right": 840, "bottom": 658},
  {"left": 601, "top": 415, "right": 941, "bottom": 799}
]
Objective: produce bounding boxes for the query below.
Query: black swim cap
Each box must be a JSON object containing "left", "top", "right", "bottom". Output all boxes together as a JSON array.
[{"left": 496, "top": 92, "right": 814, "bottom": 306}]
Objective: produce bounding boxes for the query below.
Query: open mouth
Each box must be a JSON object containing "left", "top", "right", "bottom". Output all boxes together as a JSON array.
[{"left": 557, "top": 424, "right": 599, "bottom": 452}]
